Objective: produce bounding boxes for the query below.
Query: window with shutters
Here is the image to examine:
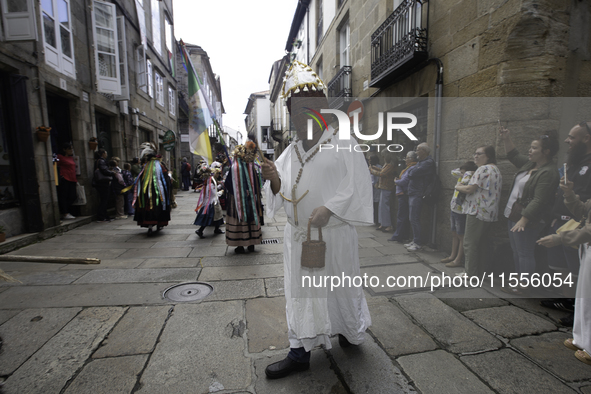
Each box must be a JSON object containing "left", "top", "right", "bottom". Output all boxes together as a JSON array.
[
  {"left": 136, "top": 45, "right": 147, "bottom": 93},
  {"left": 150, "top": 0, "right": 161, "bottom": 56},
  {"left": 168, "top": 86, "right": 175, "bottom": 116},
  {"left": 155, "top": 71, "right": 163, "bottom": 106},
  {"left": 164, "top": 16, "right": 174, "bottom": 74},
  {"left": 40, "top": 0, "right": 75, "bottom": 78},
  {"left": 146, "top": 58, "right": 153, "bottom": 97},
  {"left": 114, "top": 16, "right": 129, "bottom": 100},
  {"left": 1, "top": 0, "right": 37, "bottom": 41},
  {"left": 92, "top": 0, "right": 120, "bottom": 94}
]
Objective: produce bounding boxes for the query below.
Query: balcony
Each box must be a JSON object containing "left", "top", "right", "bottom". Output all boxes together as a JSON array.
[
  {"left": 327, "top": 66, "right": 352, "bottom": 110},
  {"left": 370, "top": 0, "right": 428, "bottom": 88}
]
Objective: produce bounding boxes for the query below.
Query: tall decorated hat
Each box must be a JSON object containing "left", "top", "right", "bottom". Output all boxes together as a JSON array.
[{"left": 281, "top": 60, "right": 326, "bottom": 99}]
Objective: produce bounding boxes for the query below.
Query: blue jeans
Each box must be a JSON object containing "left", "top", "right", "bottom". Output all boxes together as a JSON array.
[
  {"left": 507, "top": 220, "right": 544, "bottom": 275},
  {"left": 391, "top": 194, "right": 409, "bottom": 241},
  {"left": 378, "top": 189, "right": 392, "bottom": 227},
  {"left": 408, "top": 195, "right": 423, "bottom": 245}
]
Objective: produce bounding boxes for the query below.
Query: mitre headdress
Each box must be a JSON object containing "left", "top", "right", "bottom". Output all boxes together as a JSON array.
[{"left": 281, "top": 60, "right": 326, "bottom": 99}]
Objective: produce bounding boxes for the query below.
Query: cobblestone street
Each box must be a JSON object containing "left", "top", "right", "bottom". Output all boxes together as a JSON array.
[{"left": 0, "top": 192, "right": 588, "bottom": 393}]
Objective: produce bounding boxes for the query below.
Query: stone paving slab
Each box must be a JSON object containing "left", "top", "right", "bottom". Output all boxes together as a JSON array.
[
  {"left": 245, "top": 297, "right": 289, "bottom": 352},
  {"left": 504, "top": 297, "right": 570, "bottom": 325},
  {"left": 43, "top": 234, "right": 135, "bottom": 243},
  {"left": 64, "top": 354, "right": 148, "bottom": 394},
  {"left": 510, "top": 331, "right": 591, "bottom": 382},
  {"left": 40, "top": 242, "right": 153, "bottom": 250},
  {"left": 397, "top": 350, "right": 494, "bottom": 394},
  {"left": 264, "top": 277, "right": 284, "bottom": 297},
  {"left": 58, "top": 258, "right": 146, "bottom": 270},
  {"left": 187, "top": 246, "right": 229, "bottom": 258},
  {"left": 582, "top": 386, "right": 591, "bottom": 394},
  {"left": 375, "top": 244, "right": 414, "bottom": 255},
  {"left": 245, "top": 244, "right": 284, "bottom": 255},
  {"left": 253, "top": 350, "right": 345, "bottom": 394},
  {"left": 0, "top": 269, "right": 88, "bottom": 286},
  {"left": 360, "top": 254, "right": 419, "bottom": 267},
  {"left": 93, "top": 306, "right": 171, "bottom": 358},
  {"left": 138, "top": 302, "right": 250, "bottom": 394},
  {"left": 367, "top": 297, "right": 437, "bottom": 357},
  {"left": 0, "top": 283, "right": 169, "bottom": 309},
  {"left": 199, "top": 264, "right": 283, "bottom": 281},
  {"left": 362, "top": 263, "right": 434, "bottom": 294},
  {"left": 150, "top": 241, "right": 200, "bottom": 248},
  {"left": 396, "top": 294, "right": 502, "bottom": 354},
  {"left": 4, "top": 307, "right": 125, "bottom": 394},
  {"left": 0, "top": 307, "right": 81, "bottom": 375},
  {"left": 463, "top": 305, "right": 557, "bottom": 338},
  {"left": 203, "top": 279, "right": 266, "bottom": 302},
  {"left": 74, "top": 268, "right": 201, "bottom": 284},
  {"left": 119, "top": 247, "right": 193, "bottom": 259},
  {"left": 0, "top": 309, "right": 19, "bottom": 325},
  {"left": 435, "top": 288, "right": 510, "bottom": 311},
  {"left": 329, "top": 335, "right": 416, "bottom": 394},
  {"left": 358, "top": 247, "right": 385, "bottom": 258},
  {"left": 137, "top": 257, "right": 202, "bottom": 268},
  {"left": 358, "top": 237, "right": 385, "bottom": 248},
  {"left": 460, "top": 348, "right": 576, "bottom": 393},
  {"left": 7, "top": 247, "right": 73, "bottom": 257},
  {"left": 0, "top": 262, "right": 66, "bottom": 271},
  {"left": 260, "top": 230, "right": 285, "bottom": 238},
  {"left": 202, "top": 254, "right": 282, "bottom": 267},
  {"left": 125, "top": 233, "right": 193, "bottom": 242}
]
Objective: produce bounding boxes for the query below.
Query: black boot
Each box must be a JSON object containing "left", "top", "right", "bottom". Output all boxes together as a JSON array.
[
  {"left": 247, "top": 245, "right": 255, "bottom": 252},
  {"left": 265, "top": 356, "right": 309, "bottom": 379}
]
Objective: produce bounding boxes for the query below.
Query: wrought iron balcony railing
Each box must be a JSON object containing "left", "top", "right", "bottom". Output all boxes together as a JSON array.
[
  {"left": 327, "top": 66, "right": 352, "bottom": 109},
  {"left": 370, "top": 0, "right": 428, "bottom": 88}
]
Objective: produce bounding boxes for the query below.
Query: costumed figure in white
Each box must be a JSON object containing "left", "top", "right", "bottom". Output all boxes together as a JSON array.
[
  {"left": 538, "top": 174, "right": 591, "bottom": 366},
  {"left": 261, "top": 61, "right": 374, "bottom": 379},
  {"left": 194, "top": 164, "right": 224, "bottom": 238},
  {"left": 133, "top": 142, "right": 172, "bottom": 235}
]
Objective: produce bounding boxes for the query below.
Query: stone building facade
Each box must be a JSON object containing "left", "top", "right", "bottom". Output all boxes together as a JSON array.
[
  {"left": 244, "top": 91, "right": 272, "bottom": 159},
  {"left": 282, "top": 0, "right": 591, "bottom": 265},
  {"left": 0, "top": 0, "right": 179, "bottom": 236}
]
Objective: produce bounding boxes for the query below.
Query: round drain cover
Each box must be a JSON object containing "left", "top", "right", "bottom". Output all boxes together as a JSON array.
[{"left": 163, "top": 282, "right": 213, "bottom": 302}]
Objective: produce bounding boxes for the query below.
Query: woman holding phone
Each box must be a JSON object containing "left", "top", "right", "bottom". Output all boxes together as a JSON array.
[{"left": 499, "top": 127, "right": 560, "bottom": 294}]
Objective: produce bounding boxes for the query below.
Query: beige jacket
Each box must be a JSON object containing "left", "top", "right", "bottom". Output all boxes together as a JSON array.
[{"left": 552, "top": 192, "right": 591, "bottom": 247}]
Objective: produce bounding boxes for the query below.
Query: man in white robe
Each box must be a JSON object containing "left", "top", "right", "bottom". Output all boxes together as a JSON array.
[{"left": 261, "top": 61, "right": 373, "bottom": 379}]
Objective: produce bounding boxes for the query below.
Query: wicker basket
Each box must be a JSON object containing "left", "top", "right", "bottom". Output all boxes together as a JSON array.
[{"left": 301, "top": 219, "right": 326, "bottom": 268}]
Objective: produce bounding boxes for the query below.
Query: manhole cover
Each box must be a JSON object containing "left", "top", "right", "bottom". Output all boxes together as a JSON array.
[{"left": 163, "top": 282, "right": 213, "bottom": 302}]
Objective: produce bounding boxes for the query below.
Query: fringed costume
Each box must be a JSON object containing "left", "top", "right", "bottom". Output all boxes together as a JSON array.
[
  {"left": 225, "top": 142, "right": 264, "bottom": 253},
  {"left": 194, "top": 167, "right": 224, "bottom": 238},
  {"left": 133, "top": 143, "right": 172, "bottom": 234}
]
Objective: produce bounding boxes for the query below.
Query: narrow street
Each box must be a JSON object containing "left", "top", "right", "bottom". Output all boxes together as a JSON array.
[{"left": 0, "top": 191, "right": 588, "bottom": 394}]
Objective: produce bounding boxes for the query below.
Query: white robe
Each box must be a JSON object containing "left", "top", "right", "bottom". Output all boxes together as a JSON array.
[
  {"left": 265, "top": 127, "right": 374, "bottom": 351},
  {"left": 574, "top": 245, "right": 591, "bottom": 354}
]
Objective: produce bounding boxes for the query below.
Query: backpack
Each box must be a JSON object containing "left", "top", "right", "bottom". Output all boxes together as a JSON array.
[
  {"left": 422, "top": 172, "right": 441, "bottom": 205},
  {"left": 186, "top": 163, "right": 191, "bottom": 172}
]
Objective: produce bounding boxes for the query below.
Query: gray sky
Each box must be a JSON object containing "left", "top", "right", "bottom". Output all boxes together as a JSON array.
[{"left": 174, "top": 0, "right": 299, "bottom": 139}]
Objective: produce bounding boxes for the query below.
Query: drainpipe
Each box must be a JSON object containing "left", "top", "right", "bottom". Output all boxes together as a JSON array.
[{"left": 430, "top": 57, "right": 443, "bottom": 248}]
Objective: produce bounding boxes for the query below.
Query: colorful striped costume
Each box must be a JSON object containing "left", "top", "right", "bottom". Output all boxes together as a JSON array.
[
  {"left": 132, "top": 156, "right": 172, "bottom": 228},
  {"left": 224, "top": 157, "right": 264, "bottom": 247}
]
